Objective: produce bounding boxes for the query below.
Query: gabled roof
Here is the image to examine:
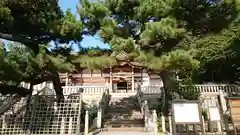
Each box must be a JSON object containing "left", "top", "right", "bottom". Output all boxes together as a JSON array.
[
  {"left": 114, "top": 51, "right": 144, "bottom": 67},
  {"left": 114, "top": 51, "right": 129, "bottom": 61}
]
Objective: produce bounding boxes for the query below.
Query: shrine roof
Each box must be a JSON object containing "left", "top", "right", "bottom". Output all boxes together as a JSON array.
[
  {"left": 113, "top": 51, "right": 144, "bottom": 67},
  {"left": 70, "top": 51, "right": 145, "bottom": 68}
]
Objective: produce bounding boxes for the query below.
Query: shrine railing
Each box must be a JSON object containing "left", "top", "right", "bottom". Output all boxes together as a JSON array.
[
  {"left": 29, "top": 83, "right": 240, "bottom": 97},
  {"left": 181, "top": 84, "right": 240, "bottom": 95},
  {"left": 62, "top": 86, "right": 108, "bottom": 95}
]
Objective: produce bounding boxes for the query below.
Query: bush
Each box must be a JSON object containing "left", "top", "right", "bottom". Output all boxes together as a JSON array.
[
  {"left": 173, "top": 76, "right": 201, "bottom": 100},
  {"left": 202, "top": 110, "right": 208, "bottom": 120}
]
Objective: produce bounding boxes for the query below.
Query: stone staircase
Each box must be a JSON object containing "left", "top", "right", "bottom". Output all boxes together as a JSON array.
[{"left": 103, "top": 96, "right": 145, "bottom": 132}]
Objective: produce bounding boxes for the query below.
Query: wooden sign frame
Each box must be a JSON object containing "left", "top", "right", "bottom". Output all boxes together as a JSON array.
[
  {"left": 228, "top": 97, "right": 240, "bottom": 135},
  {"left": 171, "top": 100, "right": 205, "bottom": 135}
]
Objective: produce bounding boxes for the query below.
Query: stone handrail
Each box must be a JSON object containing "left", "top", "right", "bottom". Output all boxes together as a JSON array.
[
  {"left": 143, "top": 100, "right": 150, "bottom": 131},
  {"left": 136, "top": 85, "right": 142, "bottom": 102},
  {"left": 98, "top": 89, "right": 111, "bottom": 129},
  {"left": 142, "top": 100, "right": 158, "bottom": 133},
  {"left": 141, "top": 85, "right": 164, "bottom": 94},
  {"left": 62, "top": 86, "right": 109, "bottom": 95}
]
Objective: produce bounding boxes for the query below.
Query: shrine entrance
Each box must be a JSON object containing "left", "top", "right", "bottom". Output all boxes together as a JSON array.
[{"left": 116, "top": 77, "right": 131, "bottom": 93}]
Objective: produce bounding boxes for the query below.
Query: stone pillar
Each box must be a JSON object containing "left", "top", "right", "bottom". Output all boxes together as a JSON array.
[
  {"left": 217, "top": 121, "right": 222, "bottom": 132},
  {"left": 201, "top": 116, "right": 206, "bottom": 135},
  {"left": 76, "top": 89, "right": 84, "bottom": 134},
  {"left": 97, "top": 106, "right": 102, "bottom": 128},
  {"left": 224, "top": 115, "right": 229, "bottom": 131},
  {"left": 42, "top": 81, "right": 46, "bottom": 88},
  {"left": 144, "top": 101, "right": 148, "bottom": 131},
  {"left": 152, "top": 110, "right": 158, "bottom": 134},
  {"left": 84, "top": 110, "right": 89, "bottom": 135},
  {"left": 168, "top": 116, "right": 172, "bottom": 134},
  {"left": 2, "top": 115, "right": 6, "bottom": 129},
  {"left": 132, "top": 66, "right": 135, "bottom": 92},
  {"left": 161, "top": 115, "right": 166, "bottom": 132},
  {"left": 65, "top": 73, "right": 68, "bottom": 86},
  {"left": 219, "top": 90, "right": 227, "bottom": 112}
]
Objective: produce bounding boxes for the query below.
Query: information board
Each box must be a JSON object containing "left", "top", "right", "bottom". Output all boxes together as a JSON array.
[
  {"left": 209, "top": 106, "right": 221, "bottom": 121},
  {"left": 229, "top": 97, "right": 240, "bottom": 135},
  {"left": 230, "top": 99, "right": 240, "bottom": 123},
  {"left": 173, "top": 103, "right": 200, "bottom": 123}
]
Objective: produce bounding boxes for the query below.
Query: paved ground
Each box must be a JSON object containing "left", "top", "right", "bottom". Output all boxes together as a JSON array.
[{"left": 97, "top": 131, "right": 151, "bottom": 135}]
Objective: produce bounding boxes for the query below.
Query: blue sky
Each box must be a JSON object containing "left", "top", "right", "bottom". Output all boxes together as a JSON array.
[
  {"left": 3, "top": 0, "right": 110, "bottom": 51},
  {"left": 57, "top": 0, "right": 110, "bottom": 52},
  {"left": 59, "top": 0, "right": 78, "bottom": 14}
]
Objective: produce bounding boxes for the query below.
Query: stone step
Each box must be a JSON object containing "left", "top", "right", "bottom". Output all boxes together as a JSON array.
[
  {"left": 108, "top": 109, "right": 140, "bottom": 113},
  {"left": 104, "top": 117, "right": 144, "bottom": 122},
  {"left": 105, "top": 110, "right": 143, "bottom": 116},
  {"left": 109, "top": 102, "right": 139, "bottom": 106},
  {"left": 104, "top": 119, "right": 144, "bottom": 127},
  {"left": 109, "top": 103, "right": 139, "bottom": 106},
  {"left": 105, "top": 123, "right": 144, "bottom": 128},
  {"left": 105, "top": 112, "right": 143, "bottom": 120},
  {"left": 109, "top": 97, "right": 138, "bottom": 104},
  {"left": 104, "top": 127, "right": 146, "bottom": 132},
  {"left": 108, "top": 107, "right": 140, "bottom": 111}
]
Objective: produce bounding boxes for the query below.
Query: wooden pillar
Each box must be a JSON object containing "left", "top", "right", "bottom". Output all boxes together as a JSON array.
[
  {"left": 81, "top": 69, "right": 83, "bottom": 86},
  {"left": 141, "top": 68, "right": 143, "bottom": 85},
  {"left": 132, "top": 66, "right": 135, "bottom": 92},
  {"left": 90, "top": 70, "right": 93, "bottom": 83},
  {"left": 110, "top": 67, "right": 113, "bottom": 92},
  {"left": 101, "top": 68, "right": 103, "bottom": 80}
]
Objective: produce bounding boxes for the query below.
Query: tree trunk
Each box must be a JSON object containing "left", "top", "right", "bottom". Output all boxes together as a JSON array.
[
  {"left": 0, "top": 85, "right": 31, "bottom": 96},
  {"left": 52, "top": 71, "right": 64, "bottom": 103},
  {"left": 159, "top": 71, "right": 177, "bottom": 116}
]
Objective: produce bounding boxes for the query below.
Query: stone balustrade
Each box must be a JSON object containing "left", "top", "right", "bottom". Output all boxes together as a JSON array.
[
  {"left": 181, "top": 84, "right": 240, "bottom": 96},
  {"left": 24, "top": 82, "right": 240, "bottom": 98}
]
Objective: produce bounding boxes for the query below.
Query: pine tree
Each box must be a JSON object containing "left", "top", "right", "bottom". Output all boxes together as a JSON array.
[
  {"left": 76, "top": 0, "right": 238, "bottom": 115},
  {"left": 0, "top": 42, "right": 75, "bottom": 102}
]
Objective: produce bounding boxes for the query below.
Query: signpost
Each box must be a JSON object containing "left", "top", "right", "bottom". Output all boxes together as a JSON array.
[
  {"left": 208, "top": 106, "right": 222, "bottom": 132},
  {"left": 229, "top": 97, "right": 240, "bottom": 135},
  {"left": 172, "top": 100, "right": 205, "bottom": 135},
  {"left": 209, "top": 106, "right": 221, "bottom": 121}
]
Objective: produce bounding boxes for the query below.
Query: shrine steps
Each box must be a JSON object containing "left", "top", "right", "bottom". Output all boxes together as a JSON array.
[{"left": 103, "top": 96, "right": 145, "bottom": 131}]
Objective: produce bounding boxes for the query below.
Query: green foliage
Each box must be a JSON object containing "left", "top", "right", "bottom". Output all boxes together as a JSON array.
[
  {"left": 0, "top": 0, "right": 83, "bottom": 52},
  {"left": 157, "top": 118, "right": 163, "bottom": 133},
  {"left": 72, "top": 52, "right": 117, "bottom": 70},
  {"left": 0, "top": 42, "right": 74, "bottom": 95},
  {"left": 181, "top": 28, "right": 240, "bottom": 83},
  {"left": 202, "top": 110, "right": 208, "bottom": 120},
  {"left": 140, "top": 17, "right": 186, "bottom": 48},
  {"left": 135, "top": 0, "right": 174, "bottom": 20},
  {"left": 75, "top": 0, "right": 240, "bottom": 89},
  {"left": 169, "top": 75, "right": 201, "bottom": 100}
]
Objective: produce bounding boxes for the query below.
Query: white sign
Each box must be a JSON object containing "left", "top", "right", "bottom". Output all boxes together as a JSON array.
[
  {"left": 173, "top": 103, "right": 200, "bottom": 123},
  {"left": 209, "top": 107, "right": 221, "bottom": 121}
]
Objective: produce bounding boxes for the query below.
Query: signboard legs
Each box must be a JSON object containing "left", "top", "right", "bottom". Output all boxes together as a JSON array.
[{"left": 172, "top": 100, "right": 205, "bottom": 135}]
